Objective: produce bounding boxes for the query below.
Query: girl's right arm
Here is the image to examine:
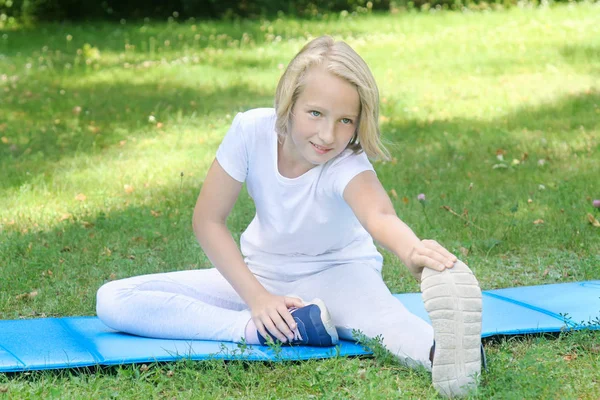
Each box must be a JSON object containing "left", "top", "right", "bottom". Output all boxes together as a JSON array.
[{"left": 192, "top": 159, "right": 303, "bottom": 343}]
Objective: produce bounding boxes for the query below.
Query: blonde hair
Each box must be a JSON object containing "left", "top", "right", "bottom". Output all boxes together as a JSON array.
[{"left": 274, "top": 35, "right": 390, "bottom": 161}]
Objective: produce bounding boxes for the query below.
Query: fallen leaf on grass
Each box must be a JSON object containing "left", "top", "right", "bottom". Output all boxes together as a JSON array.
[
  {"left": 151, "top": 210, "right": 161, "bottom": 217},
  {"left": 587, "top": 213, "right": 600, "bottom": 227},
  {"left": 0, "top": 386, "right": 7, "bottom": 393},
  {"left": 459, "top": 247, "right": 469, "bottom": 257},
  {"left": 75, "top": 193, "right": 87, "bottom": 202},
  {"left": 542, "top": 269, "right": 549, "bottom": 277},
  {"left": 109, "top": 273, "right": 117, "bottom": 280},
  {"left": 357, "top": 369, "right": 367, "bottom": 379},
  {"left": 1, "top": 136, "right": 8, "bottom": 144},
  {"left": 563, "top": 354, "right": 577, "bottom": 361},
  {"left": 533, "top": 219, "right": 544, "bottom": 225},
  {"left": 402, "top": 196, "right": 409, "bottom": 204},
  {"left": 124, "top": 184, "right": 134, "bottom": 194},
  {"left": 59, "top": 213, "right": 71, "bottom": 222},
  {"left": 16, "top": 291, "right": 38, "bottom": 301},
  {"left": 389, "top": 189, "right": 398, "bottom": 199}
]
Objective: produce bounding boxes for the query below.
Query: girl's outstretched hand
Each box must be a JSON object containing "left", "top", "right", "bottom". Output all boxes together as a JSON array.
[
  {"left": 249, "top": 293, "right": 305, "bottom": 343},
  {"left": 407, "top": 239, "right": 458, "bottom": 281}
]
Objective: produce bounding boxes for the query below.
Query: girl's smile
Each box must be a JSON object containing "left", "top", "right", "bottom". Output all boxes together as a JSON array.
[{"left": 310, "top": 141, "right": 333, "bottom": 154}]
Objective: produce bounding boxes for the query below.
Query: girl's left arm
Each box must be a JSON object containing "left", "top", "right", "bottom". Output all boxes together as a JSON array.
[{"left": 343, "top": 170, "right": 457, "bottom": 280}]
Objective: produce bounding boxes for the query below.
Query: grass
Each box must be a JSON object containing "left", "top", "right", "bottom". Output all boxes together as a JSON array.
[{"left": 1, "top": 3, "right": 600, "bottom": 398}]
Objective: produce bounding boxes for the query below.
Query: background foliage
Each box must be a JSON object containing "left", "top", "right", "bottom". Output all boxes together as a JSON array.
[{"left": 0, "top": 0, "right": 595, "bottom": 22}]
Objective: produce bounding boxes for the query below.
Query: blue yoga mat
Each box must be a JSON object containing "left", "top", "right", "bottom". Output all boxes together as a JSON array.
[{"left": 1, "top": 281, "right": 599, "bottom": 372}]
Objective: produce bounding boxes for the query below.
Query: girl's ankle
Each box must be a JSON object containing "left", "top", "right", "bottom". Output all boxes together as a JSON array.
[{"left": 244, "top": 319, "right": 260, "bottom": 345}]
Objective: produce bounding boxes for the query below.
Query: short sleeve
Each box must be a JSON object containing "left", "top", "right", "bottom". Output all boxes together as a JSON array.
[
  {"left": 216, "top": 112, "right": 248, "bottom": 183},
  {"left": 328, "top": 150, "right": 376, "bottom": 198}
]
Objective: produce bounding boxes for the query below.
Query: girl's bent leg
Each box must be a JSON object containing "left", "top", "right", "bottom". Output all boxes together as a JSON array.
[
  {"left": 291, "top": 264, "right": 434, "bottom": 370},
  {"left": 96, "top": 268, "right": 251, "bottom": 342}
]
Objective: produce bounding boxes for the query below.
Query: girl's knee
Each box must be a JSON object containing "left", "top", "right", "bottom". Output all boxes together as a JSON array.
[{"left": 95, "top": 280, "right": 127, "bottom": 325}]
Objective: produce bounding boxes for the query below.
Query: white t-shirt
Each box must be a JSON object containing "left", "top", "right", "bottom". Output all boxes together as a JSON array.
[{"left": 216, "top": 108, "right": 383, "bottom": 280}]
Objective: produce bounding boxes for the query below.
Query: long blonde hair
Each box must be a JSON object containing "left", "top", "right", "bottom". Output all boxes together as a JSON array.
[{"left": 274, "top": 36, "right": 390, "bottom": 161}]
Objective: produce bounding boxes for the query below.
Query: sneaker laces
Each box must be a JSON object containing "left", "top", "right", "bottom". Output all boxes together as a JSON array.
[
  {"left": 291, "top": 326, "right": 303, "bottom": 342},
  {"left": 288, "top": 307, "right": 303, "bottom": 342}
]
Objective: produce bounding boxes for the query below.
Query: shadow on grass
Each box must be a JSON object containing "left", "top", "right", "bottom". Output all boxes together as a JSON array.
[
  {"left": 379, "top": 88, "right": 600, "bottom": 197},
  {"left": 560, "top": 43, "right": 600, "bottom": 76},
  {"left": 0, "top": 79, "right": 273, "bottom": 191},
  {"left": 0, "top": 16, "right": 379, "bottom": 60},
  {"left": 0, "top": 19, "right": 297, "bottom": 61},
  {"left": 376, "top": 89, "right": 600, "bottom": 258},
  {"left": 383, "top": 89, "right": 600, "bottom": 145},
  {"left": 0, "top": 176, "right": 255, "bottom": 318}
]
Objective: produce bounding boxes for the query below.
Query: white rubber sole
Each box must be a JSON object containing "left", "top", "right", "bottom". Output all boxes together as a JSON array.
[
  {"left": 308, "top": 298, "right": 339, "bottom": 346},
  {"left": 421, "top": 261, "right": 483, "bottom": 398}
]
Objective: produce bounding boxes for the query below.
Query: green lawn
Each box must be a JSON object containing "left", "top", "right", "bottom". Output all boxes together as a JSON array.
[{"left": 1, "top": 4, "right": 599, "bottom": 398}]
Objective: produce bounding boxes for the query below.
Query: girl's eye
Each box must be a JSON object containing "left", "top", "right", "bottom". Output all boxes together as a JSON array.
[
  {"left": 310, "top": 110, "right": 321, "bottom": 117},
  {"left": 341, "top": 118, "right": 353, "bottom": 125}
]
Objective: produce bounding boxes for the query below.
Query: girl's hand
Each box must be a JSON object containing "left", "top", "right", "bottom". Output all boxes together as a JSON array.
[
  {"left": 249, "top": 293, "right": 305, "bottom": 343},
  {"left": 407, "top": 239, "right": 458, "bottom": 281}
]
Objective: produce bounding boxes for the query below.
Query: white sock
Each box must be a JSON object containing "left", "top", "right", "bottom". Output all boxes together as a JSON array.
[{"left": 244, "top": 319, "right": 260, "bottom": 345}]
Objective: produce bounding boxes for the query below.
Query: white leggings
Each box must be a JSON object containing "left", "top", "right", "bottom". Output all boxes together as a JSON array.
[{"left": 96, "top": 263, "right": 434, "bottom": 370}]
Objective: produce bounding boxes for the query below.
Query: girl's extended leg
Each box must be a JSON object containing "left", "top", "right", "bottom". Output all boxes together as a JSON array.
[
  {"left": 290, "top": 263, "right": 434, "bottom": 370},
  {"left": 96, "top": 268, "right": 252, "bottom": 342}
]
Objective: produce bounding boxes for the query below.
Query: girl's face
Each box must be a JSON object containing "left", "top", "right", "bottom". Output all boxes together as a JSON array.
[{"left": 283, "top": 65, "right": 360, "bottom": 172}]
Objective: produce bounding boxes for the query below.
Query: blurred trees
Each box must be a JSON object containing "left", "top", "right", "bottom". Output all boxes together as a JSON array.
[{"left": 0, "top": 0, "right": 388, "bottom": 21}]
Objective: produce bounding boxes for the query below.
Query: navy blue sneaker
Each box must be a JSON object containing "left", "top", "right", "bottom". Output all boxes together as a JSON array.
[{"left": 258, "top": 299, "right": 339, "bottom": 347}]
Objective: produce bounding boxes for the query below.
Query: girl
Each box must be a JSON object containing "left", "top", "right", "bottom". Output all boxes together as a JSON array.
[{"left": 97, "top": 35, "right": 483, "bottom": 398}]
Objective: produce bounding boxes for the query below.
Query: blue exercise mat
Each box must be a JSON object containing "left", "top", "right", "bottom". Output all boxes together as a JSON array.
[{"left": 1, "top": 280, "right": 599, "bottom": 372}]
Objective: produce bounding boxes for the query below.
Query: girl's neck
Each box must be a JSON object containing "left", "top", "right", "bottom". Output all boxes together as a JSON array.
[{"left": 277, "top": 138, "right": 315, "bottom": 179}]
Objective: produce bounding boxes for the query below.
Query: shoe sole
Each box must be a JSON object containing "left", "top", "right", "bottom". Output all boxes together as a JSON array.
[
  {"left": 308, "top": 298, "right": 339, "bottom": 346},
  {"left": 421, "top": 261, "right": 482, "bottom": 398}
]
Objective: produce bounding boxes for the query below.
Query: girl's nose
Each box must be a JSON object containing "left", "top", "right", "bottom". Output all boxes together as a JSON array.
[{"left": 318, "top": 124, "right": 335, "bottom": 145}]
